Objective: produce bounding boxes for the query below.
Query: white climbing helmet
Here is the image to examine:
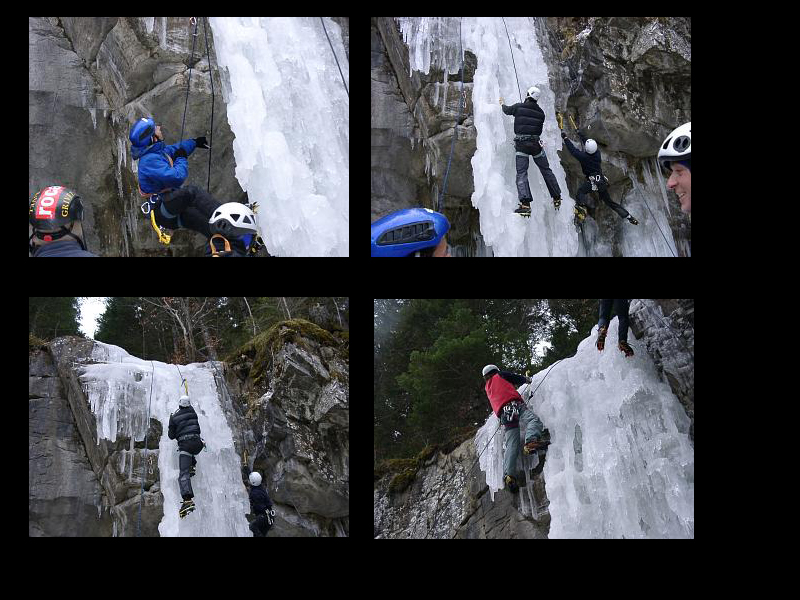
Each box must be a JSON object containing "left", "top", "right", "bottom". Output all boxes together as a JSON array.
[
  {"left": 482, "top": 364, "right": 499, "bottom": 377},
  {"left": 585, "top": 139, "right": 598, "bottom": 154},
  {"left": 179, "top": 395, "right": 191, "bottom": 407},
  {"left": 209, "top": 202, "right": 259, "bottom": 238},
  {"left": 658, "top": 122, "right": 691, "bottom": 172},
  {"left": 249, "top": 471, "right": 262, "bottom": 486},
  {"left": 526, "top": 86, "right": 541, "bottom": 101}
]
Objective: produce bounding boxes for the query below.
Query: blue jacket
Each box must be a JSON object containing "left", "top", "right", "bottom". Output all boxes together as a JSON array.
[{"left": 133, "top": 139, "right": 197, "bottom": 194}]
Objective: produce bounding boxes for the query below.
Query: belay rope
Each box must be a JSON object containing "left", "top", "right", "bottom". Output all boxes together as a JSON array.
[
  {"left": 319, "top": 17, "right": 348, "bottom": 99},
  {"left": 145, "top": 16, "right": 216, "bottom": 246},
  {"left": 136, "top": 361, "right": 156, "bottom": 537},
  {"left": 437, "top": 16, "right": 464, "bottom": 214},
  {"left": 501, "top": 17, "right": 523, "bottom": 103}
]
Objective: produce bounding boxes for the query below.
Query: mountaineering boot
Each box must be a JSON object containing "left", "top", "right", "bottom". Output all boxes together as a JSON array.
[
  {"left": 514, "top": 202, "right": 532, "bottom": 217},
  {"left": 503, "top": 475, "right": 519, "bottom": 494},
  {"left": 627, "top": 215, "right": 639, "bottom": 225},
  {"left": 552, "top": 197, "right": 561, "bottom": 211},
  {"left": 573, "top": 205, "right": 587, "bottom": 230},
  {"left": 524, "top": 439, "right": 550, "bottom": 455},
  {"left": 596, "top": 325, "right": 608, "bottom": 351},
  {"left": 618, "top": 340, "right": 634, "bottom": 357},
  {"left": 179, "top": 499, "right": 196, "bottom": 518}
]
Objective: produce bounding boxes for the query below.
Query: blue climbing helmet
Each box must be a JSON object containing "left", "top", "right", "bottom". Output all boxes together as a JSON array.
[
  {"left": 129, "top": 117, "right": 157, "bottom": 148},
  {"left": 371, "top": 208, "right": 450, "bottom": 257}
]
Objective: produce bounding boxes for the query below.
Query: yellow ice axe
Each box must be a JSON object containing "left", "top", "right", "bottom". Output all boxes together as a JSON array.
[{"left": 569, "top": 114, "right": 578, "bottom": 131}]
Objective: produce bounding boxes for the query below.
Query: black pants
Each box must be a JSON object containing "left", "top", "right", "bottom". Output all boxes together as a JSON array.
[
  {"left": 576, "top": 180, "right": 629, "bottom": 219},
  {"left": 155, "top": 185, "right": 221, "bottom": 238},
  {"left": 598, "top": 299, "right": 631, "bottom": 342},
  {"left": 249, "top": 513, "right": 272, "bottom": 537},
  {"left": 515, "top": 151, "right": 562, "bottom": 203},
  {"left": 177, "top": 437, "right": 204, "bottom": 500}
]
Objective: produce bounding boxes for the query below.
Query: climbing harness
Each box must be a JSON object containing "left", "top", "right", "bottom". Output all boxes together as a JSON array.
[
  {"left": 501, "top": 400, "right": 523, "bottom": 428},
  {"left": 588, "top": 174, "right": 606, "bottom": 192},
  {"left": 319, "top": 17, "right": 349, "bottom": 99},
  {"left": 139, "top": 150, "right": 176, "bottom": 245}
]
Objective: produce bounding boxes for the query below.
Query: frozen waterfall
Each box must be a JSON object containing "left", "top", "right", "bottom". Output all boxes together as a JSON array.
[
  {"left": 475, "top": 318, "right": 694, "bottom": 538},
  {"left": 209, "top": 17, "right": 349, "bottom": 257},
  {"left": 79, "top": 341, "right": 252, "bottom": 537}
]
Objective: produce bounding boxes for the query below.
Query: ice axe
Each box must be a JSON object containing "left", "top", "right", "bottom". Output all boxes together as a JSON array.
[{"left": 569, "top": 114, "right": 578, "bottom": 131}]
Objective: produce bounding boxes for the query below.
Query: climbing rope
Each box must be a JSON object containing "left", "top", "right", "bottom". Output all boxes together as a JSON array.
[
  {"left": 437, "top": 16, "right": 464, "bottom": 213},
  {"left": 180, "top": 18, "right": 199, "bottom": 143},
  {"left": 632, "top": 176, "right": 677, "bottom": 257},
  {"left": 501, "top": 17, "right": 523, "bottom": 103},
  {"left": 319, "top": 17, "right": 349, "bottom": 99},
  {"left": 136, "top": 360, "right": 156, "bottom": 537},
  {"left": 202, "top": 17, "right": 215, "bottom": 192},
  {"left": 179, "top": 17, "right": 215, "bottom": 193}
]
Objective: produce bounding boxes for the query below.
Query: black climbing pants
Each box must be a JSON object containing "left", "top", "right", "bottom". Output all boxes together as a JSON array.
[
  {"left": 576, "top": 180, "right": 629, "bottom": 219},
  {"left": 598, "top": 299, "right": 631, "bottom": 342},
  {"left": 515, "top": 150, "right": 562, "bottom": 203},
  {"left": 156, "top": 185, "right": 222, "bottom": 238},
  {"left": 177, "top": 436, "right": 204, "bottom": 500}
]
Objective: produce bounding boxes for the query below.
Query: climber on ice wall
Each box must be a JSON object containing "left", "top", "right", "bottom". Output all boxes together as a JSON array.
[
  {"left": 168, "top": 394, "right": 205, "bottom": 518},
  {"left": 499, "top": 86, "right": 563, "bottom": 217},
  {"left": 481, "top": 364, "right": 548, "bottom": 493}
]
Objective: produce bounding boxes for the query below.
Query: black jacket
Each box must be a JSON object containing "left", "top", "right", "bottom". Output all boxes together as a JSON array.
[
  {"left": 501, "top": 98, "right": 545, "bottom": 136},
  {"left": 168, "top": 406, "right": 201, "bottom": 441},
  {"left": 564, "top": 136, "right": 603, "bottom": 178},
  {"left": 249, "top": 486, "right": 273, "bottom": 514}
]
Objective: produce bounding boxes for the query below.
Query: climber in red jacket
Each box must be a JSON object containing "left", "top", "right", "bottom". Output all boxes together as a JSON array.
[{"left": 483, "top": 364, "right": 547, "bottom": 493}]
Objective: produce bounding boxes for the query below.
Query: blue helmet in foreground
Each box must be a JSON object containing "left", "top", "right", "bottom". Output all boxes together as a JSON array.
[{"left": 371, "top": 208, "right": 450, "bottom": 257}]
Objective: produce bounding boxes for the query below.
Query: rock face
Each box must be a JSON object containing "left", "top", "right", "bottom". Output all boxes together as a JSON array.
[
  {"left": 28, "top": 320, "right": 349, "bottom": 537},
  {"left": 229, "top": 320, "right": 350, "bottom": 536},
  {"left": 629, "top": 299, "right": 694, "bottom": 442},
  {"left": 29, "top": 342, "right": 114, "bottom": 537},
  {"left": 374, "top": 438, "right": 550, "bottom": 539}
]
